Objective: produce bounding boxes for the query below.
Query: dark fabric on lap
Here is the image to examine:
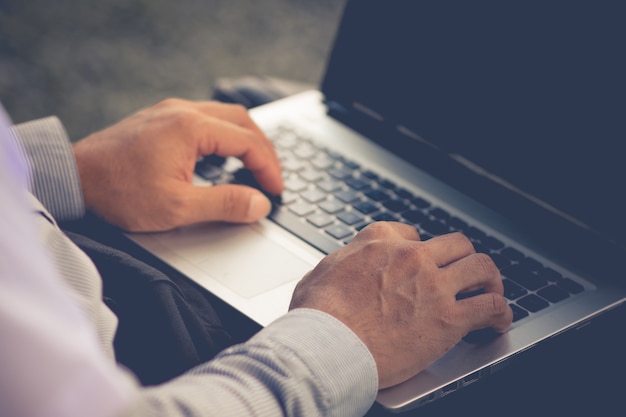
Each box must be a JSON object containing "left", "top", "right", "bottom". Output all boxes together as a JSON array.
[{"left": 64, "top": 228, "right": 232, "bottom": 385}]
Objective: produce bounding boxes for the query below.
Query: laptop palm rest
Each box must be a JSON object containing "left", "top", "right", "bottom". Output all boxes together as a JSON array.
[{"left": 129, "top": 221, "right": 313, "bottom": 303}]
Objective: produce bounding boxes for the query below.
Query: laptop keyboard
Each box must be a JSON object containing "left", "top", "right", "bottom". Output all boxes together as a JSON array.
[{"left": 195, "top": 123, "right": 585, "bottom": 328}]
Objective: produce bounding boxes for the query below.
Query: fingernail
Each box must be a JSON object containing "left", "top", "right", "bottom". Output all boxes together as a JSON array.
[{"left": 246, "top": 193, "right": 271, "bottom": 221}]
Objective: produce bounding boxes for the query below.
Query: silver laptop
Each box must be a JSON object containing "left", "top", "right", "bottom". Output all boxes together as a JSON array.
[{"left": 128, "top": 0, "right": 626, "bottom": 412}]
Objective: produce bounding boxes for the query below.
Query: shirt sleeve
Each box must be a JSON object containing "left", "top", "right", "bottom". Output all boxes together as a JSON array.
[
  {"left": 10, "top": 116, "right": 85, "bottom": 221},
  {"left": 132, "top": 308, "right": 378, "bottom": 417}
]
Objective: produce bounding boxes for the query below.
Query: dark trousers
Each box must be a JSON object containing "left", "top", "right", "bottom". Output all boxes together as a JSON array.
[{"left": 62, "top": 214, "right": 260, "bottom": 386}]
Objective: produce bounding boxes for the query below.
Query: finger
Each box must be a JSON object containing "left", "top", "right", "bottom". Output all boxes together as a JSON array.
[
  {"left": 181, "top": 183, "right": 272, "bottom": 224},
  {"left": 192, "top": 116, "right": 283, "bottom": 195},
  {"left": 442, "top": 252, "right": 503, "bottom": 295},
  {"left": 422, "top": 232, "right": 475, "bottom": 267},
  {"left": 194, "top": 101, "right": 280, "bottom": 166},
  {"left": 355, "top": 221, "right": 421, "bottom": 242},
  {"left": 456, "top": 292, "right": 513, "bottom": 333}
]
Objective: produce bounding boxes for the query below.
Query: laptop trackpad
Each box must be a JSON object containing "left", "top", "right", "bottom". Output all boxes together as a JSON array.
[{"left": 161, "top": 222, "right": 313, "bottom": 299}]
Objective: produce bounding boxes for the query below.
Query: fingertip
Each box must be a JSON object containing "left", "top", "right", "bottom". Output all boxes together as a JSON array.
[
  {"left": 490, "top": 296, "right": 514, "bottom": 333},
  {"left": 245, "top": 191, "right": 272, "bottom": 222},
  {"left": 253, "top": 165, "right": 284, "bottom": 196}
]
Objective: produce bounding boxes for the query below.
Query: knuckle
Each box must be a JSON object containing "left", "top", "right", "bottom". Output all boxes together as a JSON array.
[
  {"left": 358, "top": 221, "right": 394, "bottom": 238},
  {"left": 218, "top": 102, "right": 251, "bottom": 124},
  {"left": 403, "top": 241, "right": 432, "bottom": 266},
  {"left": 226, "top": 102, "right": 249, "bottom": 117},
  {"left": 451, "top": 231, "right": 474, "bottom": 251},
  {"left": 472, "top": 252, "right": 498, "bottom": 275},
  {"left": 155, "top": 97, "right": 184, "bottom": 109}
]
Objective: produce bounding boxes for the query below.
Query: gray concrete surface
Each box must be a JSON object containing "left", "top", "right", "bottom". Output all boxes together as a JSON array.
[{"left": 0, "top": 0, "right": 346, "bottom": 139}]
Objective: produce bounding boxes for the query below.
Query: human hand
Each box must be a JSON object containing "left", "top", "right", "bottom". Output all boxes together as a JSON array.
[
  {"left": 289, "top": 222, "right": 513, "bottom": 389},
  {"left": 72, "top": 98, "right": 283, "bottom": 231}
]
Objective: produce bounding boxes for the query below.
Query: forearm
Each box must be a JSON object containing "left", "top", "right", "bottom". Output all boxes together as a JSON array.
[
  {"left": 129, "top": 309, "right": 378, "bottom": 417},
  {"left": 11, "top": 116, "right": 84, "bottom": 221}
]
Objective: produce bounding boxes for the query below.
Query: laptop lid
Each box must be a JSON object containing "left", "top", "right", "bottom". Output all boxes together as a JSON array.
[{"left": 320, "top": 0, "right": 626, "bottom": 277}]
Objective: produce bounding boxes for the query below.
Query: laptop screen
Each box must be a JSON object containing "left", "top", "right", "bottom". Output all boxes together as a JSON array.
[{"left": 322, "top": 1, "right": 625, "bottom": 251}]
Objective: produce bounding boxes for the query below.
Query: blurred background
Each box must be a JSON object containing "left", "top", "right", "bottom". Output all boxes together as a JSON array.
[{"left": 0, "top": 0, "right": 346, "bottom": 139}]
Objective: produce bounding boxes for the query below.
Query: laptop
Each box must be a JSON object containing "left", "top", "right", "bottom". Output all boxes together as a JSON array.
[{"left": 127, "top": 0, "right": 626, "bottom": 412}]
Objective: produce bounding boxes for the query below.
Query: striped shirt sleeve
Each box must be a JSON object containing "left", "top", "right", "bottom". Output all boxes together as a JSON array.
[
  {"left": 10, "top": 116, "right": 84, "bottom": 221},
  {"left": 134, "top": 308, "right": 379, "bottom": 417}
]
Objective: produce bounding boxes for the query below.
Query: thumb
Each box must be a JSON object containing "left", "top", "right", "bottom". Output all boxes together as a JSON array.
[{"left": 185, "top": 184, "right": 273, "bottom": 224}]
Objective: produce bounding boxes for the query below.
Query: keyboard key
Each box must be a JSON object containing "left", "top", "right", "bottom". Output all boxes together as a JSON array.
[
  {"left": 502, "top": 264, "right": 547, "bottom": 291},
  {"left": 465, "top": 226, "right": 487, "bottom": 241},
  {"left": 490, "top": 252, "right": 511, "bottom": 269},
  {"left": 270, "top": 209, "right": 343, "bottom": 254},
  {"left": 448, "top": 216, "right": 468, "bottom": 232},
  {"left": 539, "top": 267, "right": 562, "bottom": 282},
  {"left": 557, "top": 278, "right": 585, "bottom": 294},
  {"left": 342, "top": 159, "right": 360, "bottom": 170},
  {"left": 284, "top": 177, "right": 308, "bottom": 192},
  {"left": 293, "top": 144, "right": 318, "bottom": 159},
  {"left": 335, "top": 189, "right": 361, "bottom": 203},
  {"left": 510, "top": 303, "right": 530, "bottom": 322},
  {"left": 355, "top": 222, "right": 372, "bottom": 231},
  {"left": 301, "top": 189, "right": 327, "bottom": 203},
  {"left": 396, "top": 188, "right": 414, "bottom": 199},
  {"left": 378, "top": 178, "right": 397, "bottom": 189},
  {"left": 345, "top": 177, "right": 371, "bottom": 190},
  {"left": 364, "top": 189, "right": 391, "bottom": 202},
  {"left": 429, "top": 207, "right": 450, "bottom": 221},
  {"left": 319, "top": 200, "right": 344, "bottom": 214},
  {"left": 317, "top": 179, "right": 342, "bottom": 193},
  {"left": 517, "top": 294, "right": 550, "bottom": 313},
  {"left": 383, "top": 198, "right": 409, "bottom": 212},
  {"left": 195, "top": 163, "right": 224, "bottom": 180},
  {"left": 354, "top": 201, "right": 379, "bottom": 214},
  {"left": 484, "top": 236, "right": 505, "bottom": 251},
  {"left": 311, "top": 156, "right": 334, "bottom": 170},
  {"left": 281, "top": 158, "right": 308, "bottom": 172},
  {"left": 501, "top": 247, "right": 524, "bottom": 262},
  {"left": 299, "top": 168, "right": 324, "bottom": 182},
  {"left": 473, "top": 241, "right": 491, "bottom": 254},
  {"left": 411, "top": 196, "right": 431, "bottom": 208},
  {"left": 278, "top": 191, "right": 299, "bottom": 205},
  {"left": 420, "top": 219, "right": 449, "bottom": 236},
  {"left": 402, "top": 209, "right": 428, "bottom": 224},
  {"left": 503, "top": 278, "right": 528, "bottom": 300},
  {"left": 520, "top": 257, "right": 543, "bottom": 272},
  {"left": 337, "top": 211, "right": 364, "bottom": 225},
  {"left": 418, "top": 230, "right": 434, "bottom": 240},
  {"left": 307, "top": 214, "right": 334, "bottom": 228},
  {"left": 289, "top": 202, "right": 316, "bottom": 217},
  {"left": 326, "top": 149, "right": 343, "bottom": 160},
  {"left": 272, "top": 132, "right": 298, "bottom": 149},
  {"left": 361, "top": 170, "right": 378, "bottom": 180},
  {"left": 328, "top": 167, "right": 353, "bottom": 180},
  {"left": 326, "top": 225, "right": 353, "bottom": 240},
  {"left": 537, "top": 285, "right": 570, "bottom": 303},
  {"left": 372, "top": 212, "right": 398, "bottom": 222}
]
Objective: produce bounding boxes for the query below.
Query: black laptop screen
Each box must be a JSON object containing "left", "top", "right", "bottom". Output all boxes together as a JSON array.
[{"left": 322, "top": 1, "right": 625, "bottom": 248}]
